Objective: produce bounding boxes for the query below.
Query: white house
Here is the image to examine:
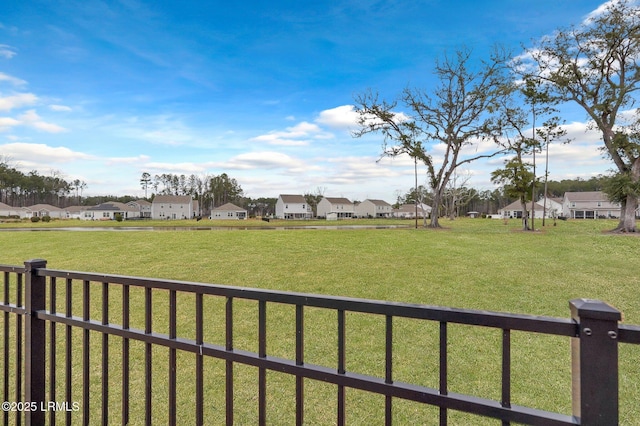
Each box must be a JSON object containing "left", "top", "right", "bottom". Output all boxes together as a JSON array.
[
  {"left": 22, "top": 204, "right": 65, "bottom": 219},
  {"left": 210, "top": 203, "right": 247, "bottom": 220},
  {"left": 562, "top": 191, "right": 621, "bottom": 219},
  {"left": 275, "top": 194, "right": 312, "bottom": 219},
  {"left": 355, "top": 199, "right": 392, "bottom": 218},
  {"left": 0, "top": 202, "right": 22, "bottom": 218},
  {"left": 539, "top": 196, "right": 564, "bottom": 219},
  {"left": 127, "top": 200, "right": 152, "bottom": 218},
  {"left": 151, "top": 195, "right": 199, "bottom": 220},
  {"left": 392, "top": 203, "right": 432, "bottom": 219},
  {"left": 64, "top": 205, "right": 87, "bottom": 219},
  {"left": 317, "top": 197, "right": 355, "bottom": 219},
  {"left": 83, "top": 202, "right": 141, "bottom": 220},
  {"left": 498, "top": 200, "right": 548, "bottom": 219}
]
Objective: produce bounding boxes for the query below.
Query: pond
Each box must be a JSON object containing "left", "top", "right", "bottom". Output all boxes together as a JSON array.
[{"left": 0, "top": 225, "right": 409, "bottom": 232}]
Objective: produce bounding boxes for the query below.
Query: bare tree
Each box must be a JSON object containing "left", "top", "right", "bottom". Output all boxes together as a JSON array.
[
  {"left": 523, "top": 0, "right": 640, "bottom": 232},
  {"left": 354, "top": 48, "right": 510, "bottom": 227}
]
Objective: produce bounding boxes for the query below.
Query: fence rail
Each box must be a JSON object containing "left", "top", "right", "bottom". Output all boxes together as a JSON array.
[{"left": 1, "top": 259, "right": 639, "bottom": 425}]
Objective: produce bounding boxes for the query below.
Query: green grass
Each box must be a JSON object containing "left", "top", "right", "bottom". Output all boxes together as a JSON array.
[{"left": 1, "top": 218, "right": 639, "bottom": 424}]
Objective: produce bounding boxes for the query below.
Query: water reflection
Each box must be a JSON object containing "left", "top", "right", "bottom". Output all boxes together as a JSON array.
[{"left": 0, "top": 225, "right": 408, "bottom": 232}]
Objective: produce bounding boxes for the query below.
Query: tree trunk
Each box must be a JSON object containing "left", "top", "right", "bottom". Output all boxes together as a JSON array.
[
  {"left": 429, "top": 190, "right": 442, "bottom": 228},
  {"left": 615, "top": 194, "right": 637, "bottom": 232},
  {"left": 613, "top": 158, "right": 639, "bottom": 233}
]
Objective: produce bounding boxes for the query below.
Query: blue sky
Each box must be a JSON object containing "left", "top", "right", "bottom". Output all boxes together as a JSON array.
[{"left": 0, "top": 0, "right": 615, "bottom": 202}]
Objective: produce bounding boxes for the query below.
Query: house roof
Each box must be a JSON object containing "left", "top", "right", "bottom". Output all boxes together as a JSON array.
[
  {"left": 23, "top": 204, "right": 62, "bottom": 212},
  {"left": 323, "top": 197, "right": 352, "bottom": 204},
  {"left": 396, "top": 203, "right": 431, "bottom": 213},
  {"left": 128, "top": 199, "right": 151, "bottom": 206},
  {"left": 212, "top": 202, "right": 246, "bottom": 211},
  {"left": 563, "top": 191, "right": 608, "bottom": 202},
  {"left": 152, "top": 195, "right": 193, "bottom": 204},
  {"left": 500, "top": 200, "right": 547, "bottom": 211},
  {"left": 65, "top": 205, "right": 87, "bottom": 213},
  {"left": 364, "top": 199, "right": 391, "bottom": 207},
  {"left": 279, "top": 194, "right": 307, "bottom": 203},
  {"left": 87, "top": 202, "right": 137, "bottom": 212},
  {"left": 0, "top": 202, "right": 13, "bottom": 210}
]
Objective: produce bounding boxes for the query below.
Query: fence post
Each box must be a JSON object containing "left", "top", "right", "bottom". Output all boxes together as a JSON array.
[
  {"left": 570, "top": 298, "right": 621, "bottom": 425},
  {"left": 25, "top": 259, "right": 47, "bottom": 426}
]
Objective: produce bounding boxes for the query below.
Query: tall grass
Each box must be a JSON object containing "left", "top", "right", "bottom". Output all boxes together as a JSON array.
[{"left": 1, "top": 218, "right": 638, "bottom": 424}]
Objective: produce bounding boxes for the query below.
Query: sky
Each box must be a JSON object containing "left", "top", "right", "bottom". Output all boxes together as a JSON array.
[{"left": 0, "top": 0, "right": 620, "bottom": 203}]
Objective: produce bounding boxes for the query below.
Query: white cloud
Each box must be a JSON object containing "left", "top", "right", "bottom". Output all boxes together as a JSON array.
[
  {"left": 0, "top": 72, "right": 26, "bottom": 86},
  {"left": 251, "top": 134, "right": 309, "bottom": 146},
  {"left": 143, "top": 162, "right": 205, "bottom": 173},
  {"left": 105, "top": 155, "right": 151, "bottom": 165},
  {"left": 250, "top": 121, "right": 333, "bottom": 146},
  {"left": 315, "top": 105, "right": 360, "bottom": 130},
  {"left": 223, "top": 151, "right": 306, "bottom": 170},
  {"left": 0, "top": 93, "right": 38, "bottom": 111},
  {"left": 49, "top": 104, "right": 72, "bottom": 112},
  {"left": 325, "top": 156, "right": 400, "bottom": 183},
  {"left": 0, "top": 142, "right": 94, "bottom": 164},
  {"left": 0, "top": 117, "right": 21, "bottom": 131},
  {"left": 18, "top": 110, "right": 66, "bottom": 133},
  {"left": 0, "top": 44, "right": 17, "bottom": 59}
]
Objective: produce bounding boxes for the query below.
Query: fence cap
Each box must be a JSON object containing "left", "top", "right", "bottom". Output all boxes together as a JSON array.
[
  {"left": 569, "top": 298, "right": 621, "bottom": 321},
  {"left": 24, "top": 259, "right": 47, "bottom": 268}
]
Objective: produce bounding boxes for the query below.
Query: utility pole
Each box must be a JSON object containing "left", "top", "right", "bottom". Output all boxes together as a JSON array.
[{"left": 542, "top": 133, "right": 550, "bottom": 226}]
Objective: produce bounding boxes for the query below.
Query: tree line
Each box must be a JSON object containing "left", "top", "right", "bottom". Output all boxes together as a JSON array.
[{"left": 0, "top": 160, "right": 87, "bottom": 208}]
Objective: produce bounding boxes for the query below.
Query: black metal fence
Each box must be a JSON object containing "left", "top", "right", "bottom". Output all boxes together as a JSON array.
[{"left": 1, "top": 259, "right": 639, "bottom": 425}]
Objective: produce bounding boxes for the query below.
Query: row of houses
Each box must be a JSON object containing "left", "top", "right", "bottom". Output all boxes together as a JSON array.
[
  {"left": 0, "top": 196, "right": 199, "bottom": 221},
  {"left": 0, "top": 191, "right": 629, "bottom": 222},
  {"left": 498, "top": 191, "right": 629, "bottom": 220},
  {"left": 275, "top": 195, "right": 432, "bottom": 220}
]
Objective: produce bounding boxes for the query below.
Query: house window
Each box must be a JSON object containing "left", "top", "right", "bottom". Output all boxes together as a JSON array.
[
  {"left": 228, "top": 212, "right": 233, "bottom": 217},
  {"left": 571, "top": 202, "right": 576, "bottom": 207},
  {"left": 103, "top": 212, "right": 110, "bottom": 218}
]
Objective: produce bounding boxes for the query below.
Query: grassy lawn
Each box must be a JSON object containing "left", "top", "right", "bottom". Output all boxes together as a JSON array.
[{"left": 0, "top": 218, "right": 638, "bottom": 424}]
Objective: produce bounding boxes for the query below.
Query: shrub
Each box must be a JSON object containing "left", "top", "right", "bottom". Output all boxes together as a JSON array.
[
  {"left": 42, "top": 215, "right": 51, "bottom": 222},
  {"left": 115, "top": 213, "right": 123, "bottom": 222},
  {"left": 30, "top": 216, "right": 40, "bottom": 223}
]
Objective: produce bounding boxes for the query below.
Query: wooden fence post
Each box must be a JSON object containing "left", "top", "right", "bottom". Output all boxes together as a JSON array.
[
  {"left": 570, "top": 298, "right": 621, "bottom": 425},
  {"left": 25, "top": 259, "right": 47, "bottom": 426}
]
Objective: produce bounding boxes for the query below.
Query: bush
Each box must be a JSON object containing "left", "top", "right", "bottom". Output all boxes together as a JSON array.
[
  {"left": 42, "top": 215, "right": 51, "bottom": 222},
  {"left": 30, "top": 216, "right": 40, "bottom": 223},
  {"left": 115, "top": 213, "right": 123, "bottom": 222}
]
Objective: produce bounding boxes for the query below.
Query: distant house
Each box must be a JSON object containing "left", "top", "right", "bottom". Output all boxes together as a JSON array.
[
  {"left": 498, "top": 200, "right": 548, "bottom": 219},
  {"left": 210, "top": 203, "right": 247, "bottom": 220},
  {"left": 84, "top": 202, "right": 140, "bottom": 220},
  {"left": 275, "top": 195, "right": 312, "bottom": 219},
  {"left": 317, "top": 197, "right": 355, "bottom": 219},
  {"left": 392, "top": 203, "right": 431, "bottom": 219},
  {"left": 151, "top": 195, "right": 199, "bottom": 220},
  {"left": 127, "top": 200, "right": 152, "bottom": 218},
  {"left": 22, "top": 204, "right": 65, "bottom": 219},
  {"left": 0, "top": 202, "right": 22, "bottom": 218},
  {"left": 562, "top": 191, "right": 621, "bottom": 219},
  {"left": 355, "top": 199, "right": 392, "bottom": 218},
  {"left": 64, "top": 205, "right": 88, "bottom": 219},
  {"left": 539, "top": 196, "right": 564, "bottom": 219}
]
